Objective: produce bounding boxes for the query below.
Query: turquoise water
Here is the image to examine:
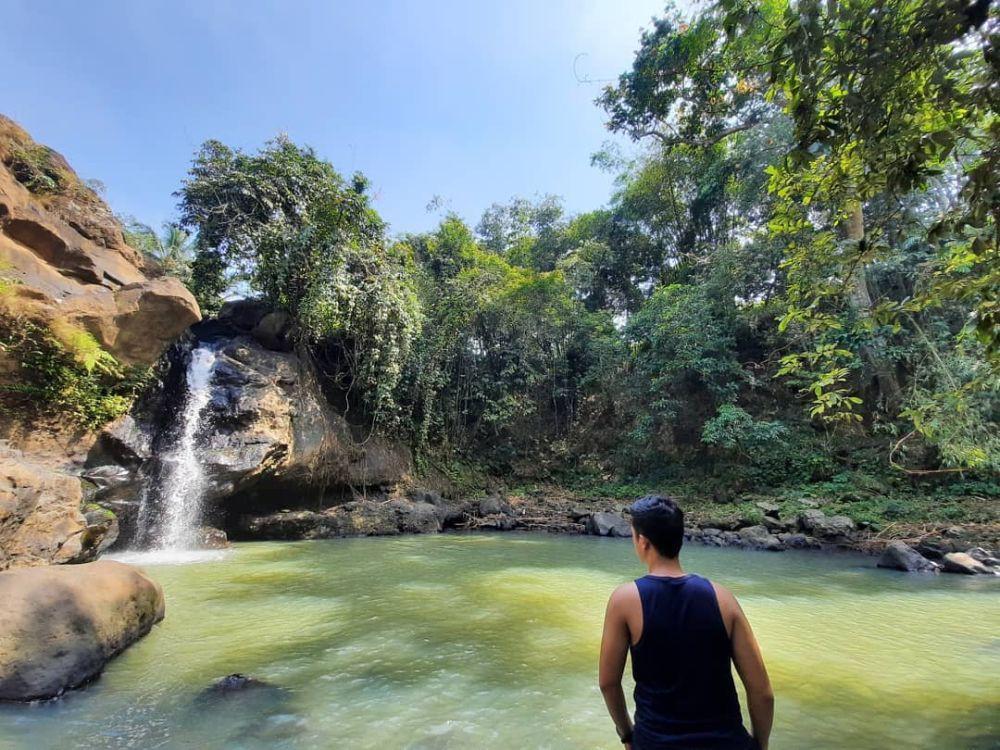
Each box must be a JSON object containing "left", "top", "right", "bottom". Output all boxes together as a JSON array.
[{"left": 0, "top": 534, "right": 997, "bottom": 749}]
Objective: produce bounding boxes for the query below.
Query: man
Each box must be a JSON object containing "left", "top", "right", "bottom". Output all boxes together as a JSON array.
[{"left": 599, "top": 495, "right": 774, "bottom": 749}]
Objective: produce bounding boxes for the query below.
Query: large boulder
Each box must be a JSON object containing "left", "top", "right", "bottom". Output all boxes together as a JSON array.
[
  {"left": 797, "top": 509, "right": 856, "bottom": 542},
  {"left": 0, "top": 560, "right": 165, "bottom": 700},
  {"left": 877, "top": 541, "right": 939, "bottom": 573},
  {"left": 586, "top": 511, "right": 632, "bottom": 538}
]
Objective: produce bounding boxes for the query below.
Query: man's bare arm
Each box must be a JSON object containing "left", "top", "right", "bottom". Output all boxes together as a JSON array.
[
  {"left": 599, "top": 584, "right": 635, "bottom": 746},
  {"left": 716, "top": 585, "right": 774, "bottom": 750}
]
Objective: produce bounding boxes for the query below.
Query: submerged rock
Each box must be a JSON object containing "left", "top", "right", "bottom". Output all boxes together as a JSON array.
[
  {"left": 203, "top": 673, "right": 275, "bottom": 695},
  {"left": 586, "top": 511, "right": 632, "bottom": 538},
  {"left": 0, "top": 560, "right": 164, "bottom": 700},
  {"left": 877, "top": 541, "right": 939, "bottom": 573}
]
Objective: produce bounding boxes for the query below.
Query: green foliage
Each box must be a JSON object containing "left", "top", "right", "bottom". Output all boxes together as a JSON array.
[
  {"left": 177, "top": 137, "right": 420, "bottom": 421},
  {"left": 5, "top": 143, "right": 69, "bottom": 194},
  {"left": 122, "top": 219, "right": 194, "bottom": 283},
  {"left": 0, "top": 315, "right": 151, "bottom": 428}
]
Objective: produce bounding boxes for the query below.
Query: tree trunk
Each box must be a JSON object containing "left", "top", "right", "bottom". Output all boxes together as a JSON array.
[{"left": 845, "top": 201, "right": 902, "bottom": 410}]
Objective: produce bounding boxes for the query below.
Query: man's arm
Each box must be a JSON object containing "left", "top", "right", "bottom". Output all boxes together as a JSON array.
[
  {"left": 599, "top": 584, "right": 635, "bottom": 747},
  {"left": 715, "top": 585, "right": 774, "bottom": 750}
]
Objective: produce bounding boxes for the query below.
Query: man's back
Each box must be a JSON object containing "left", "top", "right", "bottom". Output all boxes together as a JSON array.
[{"left": 628, "top": 573, "right": 752, "bottom": 749}]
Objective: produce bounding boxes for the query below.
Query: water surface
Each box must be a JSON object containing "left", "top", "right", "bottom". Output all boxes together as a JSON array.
[{"left": 1, "top": 534, "right": 997, "bottom": 749}]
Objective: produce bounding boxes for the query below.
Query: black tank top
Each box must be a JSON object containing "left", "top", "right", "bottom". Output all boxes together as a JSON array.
[{"left": 630, "top": 573, "right": 754, "bottom": 749}]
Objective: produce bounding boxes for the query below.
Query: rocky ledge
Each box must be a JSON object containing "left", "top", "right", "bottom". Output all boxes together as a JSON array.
[
  {"left": 232, "top": 490, "right": 999, "bottom": 577},
  {"left": 0, "top": 560, "right": 165, "bottom": 701}
]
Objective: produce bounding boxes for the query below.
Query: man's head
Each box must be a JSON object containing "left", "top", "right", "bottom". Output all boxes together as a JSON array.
[{"left": 629, "top": 495, "right": 684, "bottom": 560}]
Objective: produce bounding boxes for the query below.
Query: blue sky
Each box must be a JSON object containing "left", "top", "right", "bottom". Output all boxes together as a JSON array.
[{"left": 1, "top": 0, "right": 679, "bottom": 236}]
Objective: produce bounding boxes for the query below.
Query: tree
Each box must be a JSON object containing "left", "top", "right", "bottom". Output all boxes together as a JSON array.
[{"left": 177, "top": 137, "right": 420, "bottom": 423}]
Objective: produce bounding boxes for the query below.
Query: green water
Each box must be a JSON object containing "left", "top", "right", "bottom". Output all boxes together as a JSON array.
[{"left": 1, "top": 534, "right": 998, "bottom": 749}]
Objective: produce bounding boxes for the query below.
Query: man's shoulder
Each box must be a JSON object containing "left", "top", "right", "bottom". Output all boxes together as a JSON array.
[{"left": 608, "top": 580, "right": 641, "bottom": 608}]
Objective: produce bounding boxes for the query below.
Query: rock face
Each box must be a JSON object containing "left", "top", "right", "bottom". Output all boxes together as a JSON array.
[
  {"left": 238, "top": 498, "right": 452, "bottom": 540},
  {"left": 878, "top": 541, "right": 939, "bottom": 573},
  {"left": 0, "top": 115, "right": 200, "bottom": 567},
  {"left": 85, "top": 303, "right": 413, "bottom": 545},
  {"left": 0, "top": 560, "right": 165, "bottom": 700},
  {"left": 0, "top": 450, "right": 115, "bottom": 570},
  {"left": 0, "top": 115, "right": 200, "bottom": 367}
]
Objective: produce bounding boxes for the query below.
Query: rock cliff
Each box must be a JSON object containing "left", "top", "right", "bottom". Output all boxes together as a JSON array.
[{"left": 0, "top": 115, "right": 200, "bottom": 566}]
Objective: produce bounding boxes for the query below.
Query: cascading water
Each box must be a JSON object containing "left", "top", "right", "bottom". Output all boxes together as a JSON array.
[{"left": 135, "top": 345, "right": 218, "bottom": 552}]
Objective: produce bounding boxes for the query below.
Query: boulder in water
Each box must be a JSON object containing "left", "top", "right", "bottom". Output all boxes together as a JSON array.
[
  {"left": 942, "top": 552, "right": 996, "bottom": 575},
  {"left": 877, "top": 541, "right": 939, "bottom": 573},
  {"left": 0, "top": 560, "right": 164, "bottom": 700}
]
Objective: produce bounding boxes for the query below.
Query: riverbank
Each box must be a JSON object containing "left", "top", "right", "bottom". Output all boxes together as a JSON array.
[{"left": 226, "top": 483, "right": 999, "bottom": 576}]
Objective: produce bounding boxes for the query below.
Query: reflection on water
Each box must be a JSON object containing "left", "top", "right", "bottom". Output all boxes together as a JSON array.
[{"left": 1, "top": 534, "right": 998, "bottom": 749}]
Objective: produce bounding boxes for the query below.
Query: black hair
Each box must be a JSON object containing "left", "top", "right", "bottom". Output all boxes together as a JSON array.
[{"left": 628, "top": 495, "right": 684, "bottom": 558}]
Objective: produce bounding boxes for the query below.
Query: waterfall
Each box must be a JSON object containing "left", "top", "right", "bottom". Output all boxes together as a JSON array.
[{"left": 136, "top": 345, "right": 218, "bottom": 551}]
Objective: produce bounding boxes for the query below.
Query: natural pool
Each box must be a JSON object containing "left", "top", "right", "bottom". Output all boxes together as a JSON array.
[{"left": 1, "top": 534, "right": 997, "bottom": 749}]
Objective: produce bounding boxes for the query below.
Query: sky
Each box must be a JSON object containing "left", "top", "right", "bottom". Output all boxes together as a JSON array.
[{"left": 0, "top": 0, "right": 679, "bottom": 236}]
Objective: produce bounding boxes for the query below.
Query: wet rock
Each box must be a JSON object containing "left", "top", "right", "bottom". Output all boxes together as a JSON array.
[
  {"left": 196, "top": 526, "right": 230, "bottom": 549},
  {"left": 966, "top": 547, "right": 1000, "bottom": 567},
  {"left": 78, "top": 507, "right": 120, "bottom": 561},
  {"left": 738, "top": 525, "right": 785, "bottom": 551},
  {"left": 238, "top": 498, "right": 446, "bottom": 540},
  {"left": 779, "top": 533, "right": 821, "bottom": 549},
  {"left": 914, "top": 537, "right": 962, "bottom": 561},
  {"left": 204, "top": 673, "right": 275, "bottom": 695},
  {"left": 0, "top": 560, "right": 165, "bottom": 700},
  {"left": 942, "top": 552, "right": 995, "bottom": 575},
  {"left": 586, "top": 511, "right": 632, "bottom": 538},
  {"left": 877, "top": 541, "right": 939, "bottom": 573}
]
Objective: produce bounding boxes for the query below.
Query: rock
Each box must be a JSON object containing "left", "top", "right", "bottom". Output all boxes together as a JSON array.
[
  {"left": 914, "top": 537, "right": 961, "bottom": 560},
  {"left": 0, "top": 452, "right": 88, "bottom": 570},
  {"left": 966, "top": 547, "right": 1000, "bottom": 567},
  {"left": 797, "top": 509, "right": 856, "bottom": 541},
  {"left": 942, "top": 552, "right": 995, "bottom": 575},
  {"left": 877, "top": 541, "right": 939, "bottom": 573},
  {"left": 0, "top": 116, "right": 200, "bottom": 368},
  {"left": 762, "top": 516, "right": 795, "bottom": 533},
  {"left": 738, "top": 525, "right": 785, "bottom": 551},
  {"left": 203, "top": 673, "right": 274, "bottom": 695},
  {"left": 195, "top": 526, "right": 230, "bottom": 549},
  {"left": 586, "top": 511, "right": 632, "bottom": 538},
  {"left": 779, "top": 533, "right": 821, "bottom": 549},
  {"left": 0, "top": 560, "right": 165, "bottom": 700},
  {"left": 79, "top": 507, "right": 119, "bottom": 560},
  {"left": 754, "top": 501, "right": 781, "bottom": 518},
  {"left": 478, "top": 496, "right": 511, "bottom": 516},
  {"left": 251, "top": 311, "right": 294, "bottom": 352},
  {"left": 238, "top": 498, "right": 445, "bottom": 540}
]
